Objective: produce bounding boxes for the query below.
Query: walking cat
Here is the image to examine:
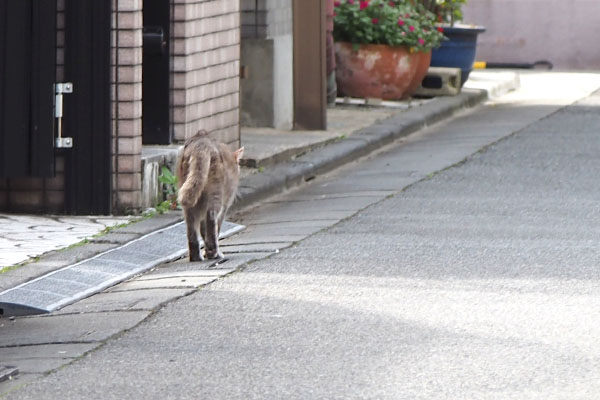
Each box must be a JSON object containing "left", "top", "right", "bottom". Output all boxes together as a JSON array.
[{"left": 177, "top": 130, "right": 244, "bottom": 261}]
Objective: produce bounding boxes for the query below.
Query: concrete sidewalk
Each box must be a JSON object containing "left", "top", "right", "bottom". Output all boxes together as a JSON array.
[{"left": 0, "top": 70, "right": 518, "bottom": 293}]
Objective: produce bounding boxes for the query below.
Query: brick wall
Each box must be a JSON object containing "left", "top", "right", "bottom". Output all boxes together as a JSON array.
[
  {"left": 172, "top": 0, "right": 241, "bottom": 147},
  {"left": 112, "top": 0, "right": 143, "bottom": 213}
]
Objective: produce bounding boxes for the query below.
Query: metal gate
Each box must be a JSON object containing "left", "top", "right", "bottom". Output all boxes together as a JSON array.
[
  {"left": 0, "top": 0, "right": 56, "bottom": 178},
  {"left": 0, "top": 0, "right": 111, "bottom": 214}
]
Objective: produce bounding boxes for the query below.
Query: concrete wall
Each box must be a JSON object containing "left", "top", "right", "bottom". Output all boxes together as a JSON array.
[
  {"left": 463, "top": 0, "right": 600, "bottom": 70},
  {"left": 240, "top": 0, "right": 294, "bottom": 129}
]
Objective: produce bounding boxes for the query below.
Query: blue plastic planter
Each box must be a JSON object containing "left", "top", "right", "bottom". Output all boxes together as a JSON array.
[{"left": 431, "top": 25, "right": 486, "bottom": 86}]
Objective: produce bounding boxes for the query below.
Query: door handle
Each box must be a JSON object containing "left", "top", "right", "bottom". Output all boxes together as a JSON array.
[{"left": 143, "top": 26, "right": 166, "bottom": 56}]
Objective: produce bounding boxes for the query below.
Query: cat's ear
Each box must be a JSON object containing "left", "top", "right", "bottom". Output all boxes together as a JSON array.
[{"left": 234, "top": 147, "right": 244, "bottom": 164}]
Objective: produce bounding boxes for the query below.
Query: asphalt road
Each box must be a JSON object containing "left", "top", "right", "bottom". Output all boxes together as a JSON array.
[{"left": 6, "top": 74, "right": 600, "bottom": 399}]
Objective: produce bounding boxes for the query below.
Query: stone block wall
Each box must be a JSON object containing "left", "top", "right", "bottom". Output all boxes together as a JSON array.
[{"left": 171, "top": 0, "right": 241, "bottom": 147}]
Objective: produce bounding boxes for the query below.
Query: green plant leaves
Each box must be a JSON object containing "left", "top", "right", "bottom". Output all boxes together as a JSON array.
[{"left": 158, "top": 165, "right": 179, "bottom": 211}]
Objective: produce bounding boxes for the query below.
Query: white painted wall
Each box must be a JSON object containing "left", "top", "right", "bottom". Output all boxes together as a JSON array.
[{"left": 463, "top": 0, "right": 600, "bottom": 70}]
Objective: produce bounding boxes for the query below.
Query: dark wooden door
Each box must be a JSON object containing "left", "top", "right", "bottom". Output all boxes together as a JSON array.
[{"left": 0, "top": 0, "right": 56, "bottom": 178}]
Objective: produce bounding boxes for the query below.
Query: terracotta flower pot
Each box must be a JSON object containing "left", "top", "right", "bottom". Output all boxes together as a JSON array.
[
  {"left": 404, "top": 50, "right": 432, "bottom": 98},
  {"left": 335, "top": 42, "right": 420, "bottom": 100}
]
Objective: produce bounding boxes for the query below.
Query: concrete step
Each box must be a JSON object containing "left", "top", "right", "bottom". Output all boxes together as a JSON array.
[{"left": 415, "top": 67, "right": 462, "bottom": 97}]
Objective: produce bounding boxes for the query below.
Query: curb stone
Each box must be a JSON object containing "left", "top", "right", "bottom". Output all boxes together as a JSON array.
[{"left": 232, "top": 88, "right": 489, "bottom": 211}]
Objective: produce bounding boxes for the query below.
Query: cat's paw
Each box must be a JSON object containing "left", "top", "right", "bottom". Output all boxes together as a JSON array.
[
  {"left": 189, "top": 251, "right": 204, "bottom": 262},
  {"left": 204, "top": 249, "right": 224, "bottom": 260}
]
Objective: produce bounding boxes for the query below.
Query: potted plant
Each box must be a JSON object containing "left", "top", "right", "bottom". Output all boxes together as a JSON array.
[
  {"left": 333, "top": 0, "right": 445, "bottom": 100},
  {"left": 420, "top": 0, "right": 485, "bottom": 86}
]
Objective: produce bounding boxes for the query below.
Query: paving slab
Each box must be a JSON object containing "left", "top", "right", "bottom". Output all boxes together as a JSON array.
[
  {"left": 110, "top": 277, "right": 220, "bottom": 291},
  {"left": 0, "top": 215, "right": 133, "bottom": 268},
  {"left": 0, "top": 343, "right": 97, "bottom": 374},
  {"left": 235, "top": 207, "right": 358, "bottom": 225},
  {"left": 230, "top": 220, "right": 332, "bottom": 238},
  {"left": 139, "top": 269, "right": 235, "bottom": 279},
  {"left": 110, "top": 270, "right": 236, "bottom": 291},
  {"left": 160, "top": 253, "right": 275, "bottom": 274},
  {"left": 0, "top": 311, "right": 150, "bottom": 347},
  {"left": 55, "top": 288, "right": 194, "bottom": 314},
  {"left": 222, "top": 220, "right": 340, "bottom": 246},
  {"left": 219, "top": 243, "right": 290, "bottom": 254},
  {"left": 273, "top": 190, "right": 397, "bottom": 202},
  {"left": 0, "top": 343, "right": 98, "bottom": 364}
]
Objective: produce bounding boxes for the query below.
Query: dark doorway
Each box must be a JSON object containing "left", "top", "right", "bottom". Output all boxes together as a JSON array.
[
  {"left": 0, "top": 0, "right": 56, "bottom": 178},
  {"left": 143, "top": 0, "right": 171, "bottom": 145}
]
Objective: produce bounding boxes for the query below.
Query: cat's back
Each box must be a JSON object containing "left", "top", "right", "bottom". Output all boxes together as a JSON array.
[{"left": 183, "top": 131, "right": 219, "bottom": 157}]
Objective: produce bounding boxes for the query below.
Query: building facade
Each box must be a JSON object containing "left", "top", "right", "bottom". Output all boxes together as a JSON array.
[{"left": 0, "top": 0, "right": 242, "bottom": 215}]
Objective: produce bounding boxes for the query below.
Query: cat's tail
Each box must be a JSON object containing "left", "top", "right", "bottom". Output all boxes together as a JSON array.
[{"left": 177, "top": 150, "right": 210, "bottom": 208}]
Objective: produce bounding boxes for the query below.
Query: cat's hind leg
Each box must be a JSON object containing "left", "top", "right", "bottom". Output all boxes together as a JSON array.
[
  {"left": 184, "top": 206, "right": 203, "bottom": 262},
  {"left": 203, "top": 209, "right": 223, "bottom": 259}
]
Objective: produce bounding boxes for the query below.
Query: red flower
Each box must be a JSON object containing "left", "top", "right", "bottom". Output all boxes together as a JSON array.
[
  {"left": 389, "top": 1, "right": 395, "bottom": 5},
  {"left": 437, "top": 26, "right": 444, "bottom": 33},
  {"left": 372, "top": 18, "right": 379, "bottom": 24},
  {"left": 397, "top": 18, "right": 405, "bottom": 26},
  {"left": 348, "top": 0, "right": 355, "bottom": 4},
  {"left": 418, "top": 38, "right": 425, "bottom": 45},
  {"left": 334, "top": 1, "right": 341, "bottom": 6},
  {"left": 359, "top": 1, "right": 369, "bottom": 10},
  {"left": 409, "top": 25, "right": 415, "bottom": 32}
]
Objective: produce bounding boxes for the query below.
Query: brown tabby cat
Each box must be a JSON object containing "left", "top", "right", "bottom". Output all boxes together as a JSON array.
[{"left": 177, "top": 130, "right": 244, "bottom": 261}]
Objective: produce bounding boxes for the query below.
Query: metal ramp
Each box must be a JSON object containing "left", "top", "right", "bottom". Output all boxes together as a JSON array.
[{"left": 0, "top": 221, "right": 244, "bottom": 317}]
